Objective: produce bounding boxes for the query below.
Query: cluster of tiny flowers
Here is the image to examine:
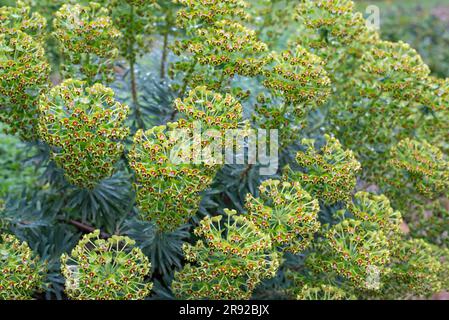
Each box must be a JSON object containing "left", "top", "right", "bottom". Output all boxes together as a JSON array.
[
  {"left": 61, "top": 230, "right": 152, "bottom": 300},
  {"left": 349, "top": 192, "right": 403, "bottom": 241},
  {"left": 387, "top": 139, "right": 449, "bottom": 199},
  {"left": 296, "top": 284, "right": 355, "bottom": 300},
  {"left": 307, "top": 219, "right": 391, "bottom": 291},
  {"left": 245, "top": 179, "right": 320, "bottom": 254},
  {"left": 171, "top": 209, "right": 280, "bottom": 300},
  {"left": 171, "top": 0, "right": 268, "bottom": 90},
  {"left": 307, "top": 192, "right": 405, "bottom": 291},
  {"left": 129, "top": 87, "right": 242, "bottom": 231},
  {"left": 39, "top": 79, "right": 129, "bottom": 189},
  {"left": 174, "top": 0, "right": 250, "bottom": 25},
  {"left": 262, "top": 45, "right": 331, "bottom": 111},
  {"left": 284, "top": 135, "right": 361, "bottom": 204},
  {"left": 0, "top": 29, "right": 50, "bottom": 140},
  {"left": 105, "top": 0, "right": 156, "bottom": 63},
  {"left": 0, "top": 234, "right": 46, "bottom": 300},
  {"left": 295, "top": 0, "right": 367, "bottom": 48},
  {"left": 53, "top": 2, "right": 121, "bottom": 83},
  {"left": 129, "top": 125, "right": 214, "bottom": 231},
  {"left": 360, "top": 40, "right": 430, "bottom": 103},
  {"left": 252, "top": 44, "right": 331, "bottom": 149},
  {"left": 377, "top": 239, "right": 443, "bottom": 299},
  {"left": 0, "top": 1, "right": 47, "bottom": 39}
]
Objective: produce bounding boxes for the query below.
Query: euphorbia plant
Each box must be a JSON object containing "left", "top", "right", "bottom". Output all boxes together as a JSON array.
[
  {"left": 38, "top": 79, "right": 129, "bottom": 189},
  {"left": 61, "top": 230, "right": 153, "bottom": 300},
  {"left": 53, "top": 2, "right": 121, "bottom": 84},
  {"left": 171, "top": 209, "right": 280, "bottom": 300},
  {"left": 0, "top": 29, "right": 50, "bottom": 141},
  {"left": 0, "top": 233, "right": 47, "bottom": 300}
]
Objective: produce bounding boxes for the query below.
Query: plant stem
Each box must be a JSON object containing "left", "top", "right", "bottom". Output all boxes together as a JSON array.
[
  {"left": 67, "top": 219, "right": 110, "bottom": 238},
  {"left": 160, "top": 12, "right": 171, "bottom": 79},
  {"left": 128, "top": 4, "right": 144, "bottom": 129},
  {"left": 170, "top": 61, "right": 198, "bottom": 120}
]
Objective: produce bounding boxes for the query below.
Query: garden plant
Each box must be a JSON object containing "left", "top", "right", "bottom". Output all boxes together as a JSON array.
[{"left": 0, "top": 0, "right": 449, "bottom": 301}]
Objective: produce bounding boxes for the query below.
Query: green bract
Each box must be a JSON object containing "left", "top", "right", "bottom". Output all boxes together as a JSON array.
[
  {"left": 53, "top": 2, "right": 121, "bottom": 83},
  {"left": 39, "top": 79, "right": 129, "bottom": 189},
  {"left": 262, "top": 45, "right": 331, "bottom": 110},
  {"left": 0, "top": 234, "right": 46, "bottom": 300},
  {"left": 296, "top": 0, "right": 367, "bottom": 48},
  {"left": 171, "top": 0, "right": 268, "bottom": 92},
  {"left": 245, "top": 179, "right": 320, "bottom": 254},
  {"left": 0, "top": 1, "right": 47, "bottom": 39},
  {"left": 129, "top": 86, "right": 242, "bottom": 231},
  {"left": 284, "top": 135, "right": 361, "bottom": 204},
  {"left": 388, "top": 138, "right": 449, "bottom": 199},
  {"left": 172, "top": 209, "right": 280, "bottom": 299},
  {"left": 308, "top": 219, "right": 391, "bottom": 291},
  {"left": 0, "top": 30, "right": 50, "bottom": 141},
  {"left": 61, "top": 230, "right": 152, "bottom": 300}
]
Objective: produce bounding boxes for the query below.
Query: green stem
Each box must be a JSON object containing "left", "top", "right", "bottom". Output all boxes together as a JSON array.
[{"left": 160, "top": 12, "right": 172, "bottom": 79}]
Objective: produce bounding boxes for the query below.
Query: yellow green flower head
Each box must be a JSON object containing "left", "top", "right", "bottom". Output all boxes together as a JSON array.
[
  {"left": 61, "top": 230, "right": 152, "bottom": 300},
  {"left": 129, "top": 87, "right": 242, "bottom": 231},
  {"left": 262, "top": 45, "right": 331, "bottom": 112},
  {"left": 0, "top": 1, "right": 47, "bottom": 39},
  {"left": 295, "top": 0, "right": 367, "bottom": 47},
  {"left": 308, "top": 219, "right": 391, "bottom": 290},
  {"left": 172, "top": 20, "right": 268, "bottom": 89},
  {"left": 53, "top": 2, "right": 121, "bottom": 83},
  {"left": 173, "top": 86, "right": 242, "bottom": 131},
  {"left": 245, "top": 179, "right": 320, "bottom": 254},
  {"left": 129, "top": 125, "right": 214, "bottom": 231},
  {"left": 175, "top": 0, "right": 251, "bottom": 25},
  {"left": 388, "top": 139, "right": 449, "bottom": 199},
  {"left": 285, "top": 134, "right": 361, "bottom": 204},
  {"left": 296, "top": 284, "right": 355, "bottom": 300},
  {"left": 0, "top": 234, "right": 46, "bottom": 300},
  {"left": 380, "top": 239, "right": 443, "bottom": 299},
  {"left": 172, "top": 209, "right": 280, "bottom": 299},
  {"left": 360, "top": 40, "right": 430, "bottom": 102},
  {"left": 350, "top": 192, "right": 403, "bottom": 239},
  {"left": 39, "top": 79, "right": 130, "bottom": 190},
  {"left": 0, "top": 30, "right": 50, "bottom": 141}
]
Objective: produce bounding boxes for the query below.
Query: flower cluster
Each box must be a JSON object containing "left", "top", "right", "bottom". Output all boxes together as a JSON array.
[
  {"left": 0, "top": 1, "right": 47, "bottom": 39},
  {"left": 0, "top": 234, "right": 46, "bottom": 300},
  {"left": 171, "top": 0, "right": 268, "bottom": 91},
  {"left": 262, "top": 46, "right": 331, "bottom": 110},
  {"left": 39, "top": 79, "right": 129, "bottom": 189},
  {"left": 360, "top": 40, "right": 430, "bottom": 103},
  {"left": 171, "top": 209, "right": 280, "bottom": 299},
  {"left": 0, "top": 30, "right": 50, "bottom": 140},
  {"left": 387, "top": 139, "right": 449, "bottom": 200},
  {"left": 61, "top": 230, "right": 152, "bottom": 300},
  {"left": 251, "top": 44, "right": 331, "bottom": 149},
  {"left": 284, "top": 135, "right": 361, "bottom": 204},
  {"left": 129, "top": 87, "right": 242, "bottom": 231},
  {"left": 129, "top": 125, "right": 214, "bottom": 231},
  {"left": 295, "top": 0, "right": 367, "bottom": 49},
  {"left": 105, "top": 0, "right": 156, "bottom": 64},
  {"left": 245, "top": 179, "right": 320, "bottom": 254},
  {"left": 53, "top": 2, "right": 121, "bottom": 83},
  {"left": 307, "top": 219, "right": 391, "bottom": 290},
  {"left": 349, "top": 192, "right": 403, "bottom": 241},
  {"left": 174, "top": 0, "right": 250, "bottom": 25},
  {"left": 377, "top": 239, "right": 443, "bottom": 299}
]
